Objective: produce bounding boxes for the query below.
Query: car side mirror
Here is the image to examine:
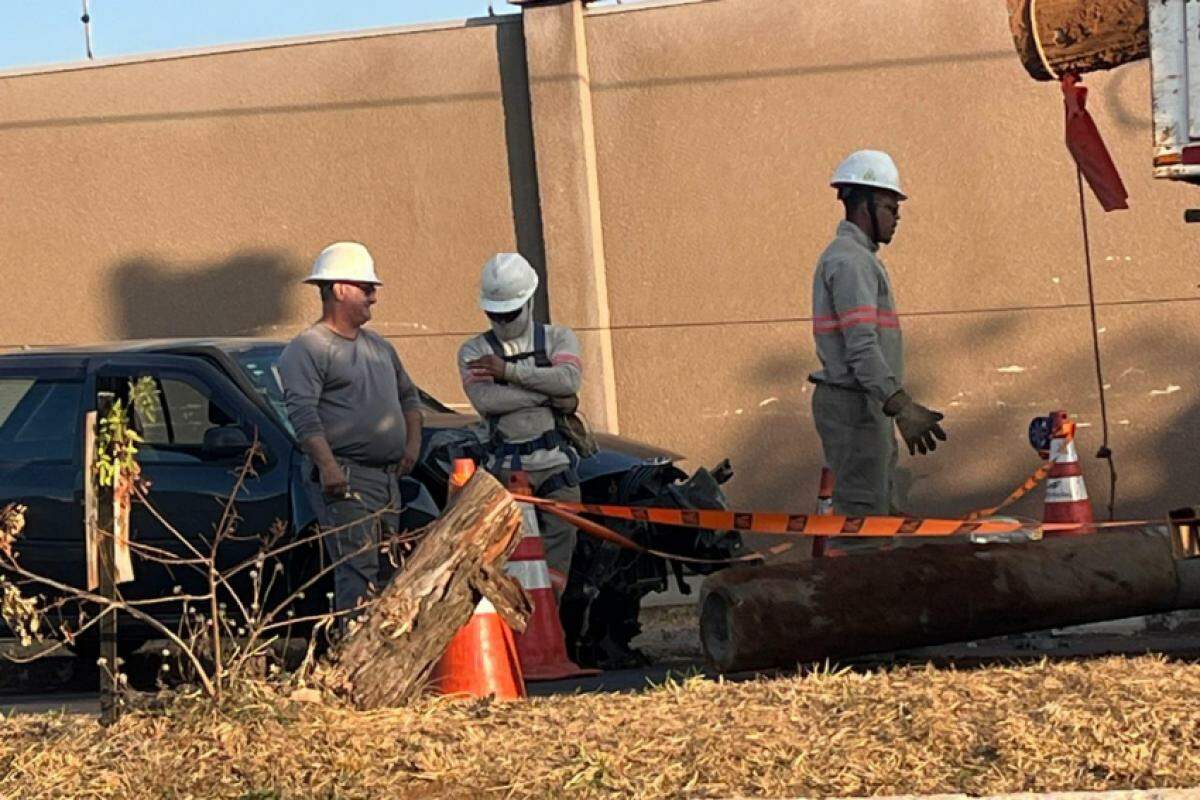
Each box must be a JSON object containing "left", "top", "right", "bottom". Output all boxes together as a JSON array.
[{"left": 201, "top": 425, "right": 252, "bottom": 459}]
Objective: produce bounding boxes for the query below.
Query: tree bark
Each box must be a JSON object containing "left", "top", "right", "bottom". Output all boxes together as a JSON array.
[
  {"left": 320, "top": 470, "right": 531, "bottom": 709},
  {"left": 1006, "top": 0, "right": 1148, "bottom": 82},
  {"left": 700, "top": 526, "right": 1200, "bottom": 673}
]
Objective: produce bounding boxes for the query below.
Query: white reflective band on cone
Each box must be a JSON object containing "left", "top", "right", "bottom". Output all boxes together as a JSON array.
[
  {"left": 506, "top": 560, "right": 553, "bottom": 592},
  {"left": 476, "top": 596, "right": 497, "bottom": 614},
  {"left": 521, "top": 504, "right": 540, "bottom": 538},
  {"left": 1046, "top": 476, "right": 1089, "bottom": 502},
  {"left": 1049, "top": 438, "right": 1079, "bottom": 463}
]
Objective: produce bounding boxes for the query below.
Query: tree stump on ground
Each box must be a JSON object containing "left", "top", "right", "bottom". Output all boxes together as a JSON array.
[{"left": 321, "top": 470, "right": 531, "bottom": 709}]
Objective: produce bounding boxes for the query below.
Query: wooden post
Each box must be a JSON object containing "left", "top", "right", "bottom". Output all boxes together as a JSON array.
[
  {"left": 82, "top": 411, "right": 99, "bottom": 592},
  {"left": 94, "top": 392, "right": 119, "bottom": 726},
  {"left": 700, "top": 525, "right": 1197, "bottom": 673},
  {"left": 1005, "top": 0, "right": 1149, "bottom": 81}
]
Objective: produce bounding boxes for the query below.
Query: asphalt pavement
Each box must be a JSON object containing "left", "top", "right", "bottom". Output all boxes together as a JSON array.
[
  {"left": 5, "top": 610, "right": 1200, "bottom": 718},
  {"left": 0, "top": 662, "right": 704, "bottom": 716}
]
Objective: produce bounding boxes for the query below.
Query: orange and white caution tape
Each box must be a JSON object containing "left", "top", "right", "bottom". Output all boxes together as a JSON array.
[
  {"left": 517, "top": 494, "right": 1194, "bottom": 541},
  {"left": 964, "top": 459, "right": 1054, "bottom": 521},
  {"left": 534, "top": 502, "right": 765, "bottom": 565},
  {"left": 515, "top": 495, "right": 1030, "bottom": 538}
]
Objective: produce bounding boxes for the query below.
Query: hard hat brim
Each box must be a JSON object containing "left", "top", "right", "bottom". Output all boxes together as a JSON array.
[
  {"left": 831, "top": 180, "right": 907, "bottom": 201},
  {"left": 302, "top": 277, "right": 384, "bottom": 286},
  {"left": 480, "top": 290, "right": 535, "bottom": 313}
]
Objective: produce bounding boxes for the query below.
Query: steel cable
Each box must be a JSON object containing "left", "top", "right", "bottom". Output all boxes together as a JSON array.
[{"left": 1076, "top": 166, "right": 1117, "bottom": 520}]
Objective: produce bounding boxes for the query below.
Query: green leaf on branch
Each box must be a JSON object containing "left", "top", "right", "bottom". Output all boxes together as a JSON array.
[{"left": 94, "top": 377, "right": 157, "bottom": 488}]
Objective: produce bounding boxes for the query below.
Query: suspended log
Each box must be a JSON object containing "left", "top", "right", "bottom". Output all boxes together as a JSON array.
[
  {"left": 700, "top": 525, "right": 1200, "bottom": 674},
  {"left": 1006, "top": 0, "right": 1149, "bottom": 81},
  {"left": 320, "top": 470, "right": 531, "bottom": 709}
]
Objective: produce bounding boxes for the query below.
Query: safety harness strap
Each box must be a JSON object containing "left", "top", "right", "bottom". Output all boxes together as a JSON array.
[{"left": 481, "top": 323, "right": 573, "bottom": 474}]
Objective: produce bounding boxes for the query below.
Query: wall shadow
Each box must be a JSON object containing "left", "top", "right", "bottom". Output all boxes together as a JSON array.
[
  {"left": 110, "top": 250, "right": 298, "bottom": 340},
  {"left": 1102, "top": 62, "right": 1153, "bottom": 133},
  {"left": 494, "top": 16, "right": 550, "bottom": 324}
]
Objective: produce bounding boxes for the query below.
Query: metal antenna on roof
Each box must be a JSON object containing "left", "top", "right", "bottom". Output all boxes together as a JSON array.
[{"left": 81, "top": 0, "right": 95, "bottom": 60}]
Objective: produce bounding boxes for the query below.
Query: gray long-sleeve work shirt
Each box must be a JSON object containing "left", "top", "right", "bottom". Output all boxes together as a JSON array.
[
  {"left": 278, "top": 324, "right": 422, "bottom": 465},
  {"left": 809, "top": 220, "right": 905, "bottom": 403},
  {"left": 458, "top": 323, "right": 582, "bottom": 472}
]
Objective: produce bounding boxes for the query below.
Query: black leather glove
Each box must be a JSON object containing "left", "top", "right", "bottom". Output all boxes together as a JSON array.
[{"left": 883, "top": 389, "right": 947, "bottom": 456}]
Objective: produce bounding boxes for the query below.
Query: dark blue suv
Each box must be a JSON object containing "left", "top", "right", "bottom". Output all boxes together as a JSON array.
[{"left": 0, "top": 338, "right": 740, "bottom": 667}]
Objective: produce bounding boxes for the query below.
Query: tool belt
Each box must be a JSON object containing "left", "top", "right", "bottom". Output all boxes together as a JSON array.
[{"left": 486, "top": 428, "right": 580, "bottom": 490}]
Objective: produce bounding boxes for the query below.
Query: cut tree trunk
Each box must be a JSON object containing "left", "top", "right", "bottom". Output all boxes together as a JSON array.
[
  {"left": 320, "top": 470, "right": 531, "bottom": 709},
  {"left": 700, "top": 525, "right": 1200, "bottom": 673},
  {"left": 1006, "top": 0, "right": 1149, "bottom": 81}
]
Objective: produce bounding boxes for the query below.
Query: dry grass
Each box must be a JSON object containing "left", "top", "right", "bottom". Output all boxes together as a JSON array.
[{"left": 3, "top": 655, "right": 1200, "bottom": 799}]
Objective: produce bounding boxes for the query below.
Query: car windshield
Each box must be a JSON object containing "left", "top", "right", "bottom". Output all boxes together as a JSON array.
[{"left": 227, "top": 344, "right": 456, "bottom": 436}]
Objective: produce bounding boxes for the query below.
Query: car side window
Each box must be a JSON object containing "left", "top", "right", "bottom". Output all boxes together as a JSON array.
[
  {"left": 133, "top": 376, "right": 243, "bottom": 464},
  {"left": 0, "top": 377, "right": 82, "bottom": 462}
]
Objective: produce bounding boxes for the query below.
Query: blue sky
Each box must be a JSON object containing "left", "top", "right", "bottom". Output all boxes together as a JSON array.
[{"left": 0, "top": 1, "right": 529, "bottom": 71}]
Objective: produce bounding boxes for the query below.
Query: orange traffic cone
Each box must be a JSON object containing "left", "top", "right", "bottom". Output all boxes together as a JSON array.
[
  {"left": 430, "top": 596, "right": 526, "bottom": 699},
  {"left": 505, "top": 470, "right": 598, "bottom": 681},
  {"left": 811, "top": 466, "right": 835, "bottom": 558},
  {"left": 432, "top": 457, "right": 527, "bottom": 699},
  {"left": 1042, "top": 410, "right": 1095, "bottom": 534},
  {"left": 448, "top": 457, "right": 476, "bottom": 495}
]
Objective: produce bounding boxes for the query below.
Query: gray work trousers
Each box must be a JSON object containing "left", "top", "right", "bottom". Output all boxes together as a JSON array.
[
  {"left": 497, "top": 465, "right": 579, "bottom": 583},
  {"left": 812, "top": 382, "right": 899, "bottom": 553},
  {"left": 302, "top": 457, "right": 401, "bottom": 620}
]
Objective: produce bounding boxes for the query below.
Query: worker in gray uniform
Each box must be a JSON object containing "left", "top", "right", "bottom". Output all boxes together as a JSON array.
[
  {"left": 809, "top": 151, "right": 946, "bottom": 538},
  {"left": 459, "top": 253, "right": 584, "bottom": 594},
  {"left": 278, "top": 241, "right": 424, "bottom": 622}
]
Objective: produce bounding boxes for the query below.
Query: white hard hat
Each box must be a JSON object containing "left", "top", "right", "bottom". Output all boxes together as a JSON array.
[
  {"left": 830, "top": 150, "right": 907, "bottom": 200},
  {"left": 479, "top": 253, "right": 538, "bottom": 313},
  {"left": 303, "top": 241, "right": 382, "bottom": 285}
]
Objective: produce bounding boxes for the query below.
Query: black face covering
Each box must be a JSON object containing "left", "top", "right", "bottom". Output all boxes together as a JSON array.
[{"left": 488, "top": 303, "right": 532, "bottom": 342}]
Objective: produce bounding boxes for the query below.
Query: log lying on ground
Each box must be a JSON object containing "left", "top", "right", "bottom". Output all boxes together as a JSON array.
[
  {"left": 1006, "top": 0, "right": 1148, "bottom": 81},
  {"left": 320, "top": 470, "right": 531, "bottom": 708},
  {"left": 700, "top": 525, "right": 1200, "bottom": 673}
]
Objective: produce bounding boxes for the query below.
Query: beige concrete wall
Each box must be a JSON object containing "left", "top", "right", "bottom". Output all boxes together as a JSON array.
[
  {"left": 522, "top": 1, "right": 622, "bottom": 433},
  {"left": 0, "top": 19, "right": 524, "bottom": 404},
  {"left": 3, "top": 0, "right": 1196, "bottom": 521},
  {"left": 585, "top": 0, "right": 1200, "bottom": 518}
]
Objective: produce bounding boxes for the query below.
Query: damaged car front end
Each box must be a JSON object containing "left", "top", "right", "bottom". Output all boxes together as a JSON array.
[
  {"left": 564, "top": 452, "right": 742, "bottom": 669},
  {"left": 422, "top": 421, "right": 745, "bottom": 669}
]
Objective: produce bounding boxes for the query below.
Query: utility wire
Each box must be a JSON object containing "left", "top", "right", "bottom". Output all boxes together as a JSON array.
[{"left": 1076, "top": 166, "right": 1117, "bottom": 520}]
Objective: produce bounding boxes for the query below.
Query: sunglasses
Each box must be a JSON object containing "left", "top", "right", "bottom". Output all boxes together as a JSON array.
[
  {"left": 485, "top": 308, "right": 523, "bottom": 323},
  {"left": 339, "top": 281, "right": 378, "bottom": 296}
]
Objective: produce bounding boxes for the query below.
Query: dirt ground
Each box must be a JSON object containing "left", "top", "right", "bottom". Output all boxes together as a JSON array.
[{"left": 632, "top": 603, "right": 703, "bottom": 664}]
